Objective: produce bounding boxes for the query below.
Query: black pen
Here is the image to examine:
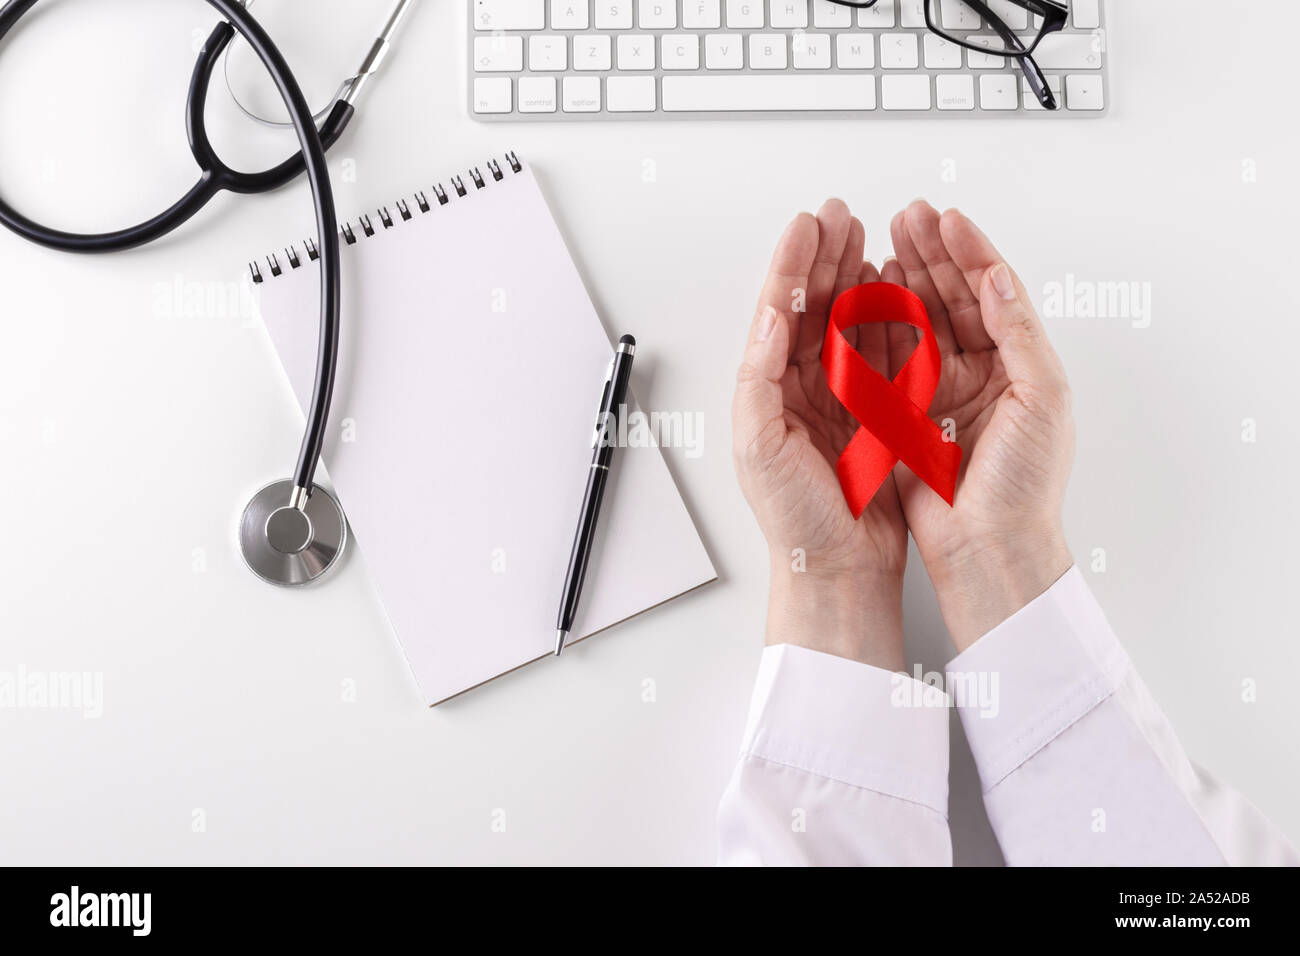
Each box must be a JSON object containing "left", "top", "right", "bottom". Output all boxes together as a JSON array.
[{"left": 555, "top": 334, "right": 637, "bottom": 656}]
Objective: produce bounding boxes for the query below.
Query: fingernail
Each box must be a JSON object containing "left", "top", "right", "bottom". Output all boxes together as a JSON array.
[
  {"left": 756, "top": 307, "right": 777, "bottom": 343},
  {"left": 990, "top": 263, "right": 1017, "bottom": 301}
]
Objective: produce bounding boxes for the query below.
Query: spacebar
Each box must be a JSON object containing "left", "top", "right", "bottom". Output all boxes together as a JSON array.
[{"left": 662, "top": 75, "right": 876, "bottom": 112}]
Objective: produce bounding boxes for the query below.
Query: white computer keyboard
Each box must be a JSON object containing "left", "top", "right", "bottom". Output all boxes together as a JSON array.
[{"left": 467, "top": 0, "right": 1109, "bottom": 120}]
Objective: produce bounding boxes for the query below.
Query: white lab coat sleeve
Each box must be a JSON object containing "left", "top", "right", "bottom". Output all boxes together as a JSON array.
[
  {"left": 717, "top": 644, "right": 951, "bottom": 866},
  {"left": 948, "top": 566, "right": 1298, "bottom": 866}
]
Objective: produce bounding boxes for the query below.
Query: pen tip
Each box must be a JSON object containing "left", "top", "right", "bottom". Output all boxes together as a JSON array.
[
  {"left": 619, "top": 334, "right": 636, "bottom": 347},
  {"left": 554, "top": 629, "right": 568, "bottom": 656}
]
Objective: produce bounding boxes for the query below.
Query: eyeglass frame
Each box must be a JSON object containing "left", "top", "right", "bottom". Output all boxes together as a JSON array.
[{"left": 823, "top": 0, "right": 1070, "bottom": 110}]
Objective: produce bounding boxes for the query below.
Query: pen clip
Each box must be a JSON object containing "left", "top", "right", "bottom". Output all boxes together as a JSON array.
[{"left": 591, "top": 358, "right": 614, "bottom": 448}]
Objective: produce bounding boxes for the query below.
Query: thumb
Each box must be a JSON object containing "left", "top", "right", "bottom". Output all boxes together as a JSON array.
[
  {"left": 981, "top": 262, "right": 1066, "bottom": 390},
  {"left": 732, "top": 306, "right": 790, "bottom": 470}
]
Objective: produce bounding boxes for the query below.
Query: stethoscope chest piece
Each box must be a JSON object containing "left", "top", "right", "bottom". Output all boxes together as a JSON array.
[{"left": 239, "top": 479, "right": 347, "bottom": 586}]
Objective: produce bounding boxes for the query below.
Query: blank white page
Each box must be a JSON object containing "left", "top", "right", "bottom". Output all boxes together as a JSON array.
[{"left": 255, "top": 158, "right": 715, "bottom": 704}]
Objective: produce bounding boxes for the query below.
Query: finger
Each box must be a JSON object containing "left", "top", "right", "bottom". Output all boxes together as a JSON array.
[
  {"left": 939, "top": 209, "right": 1066, "bottom": 388},
  {"left": 733, "top": 306, "right": 792, "bottom": 470},
  {"left": 880, "top": 257, "right": 919, "bottom": 379},
  {"left": 903, "top": 202, "right": 995, "bottom": 353},
  {"left": 795, "top": 199, "right": 854, "bottom": 361},
  {"left": 880, "top": 257, "right": 905, "bottom": 287},
  {"left": 834, "top": 218, "right": 866, "bottom": 351},
  {"left": 978, "top": 262, "right": 1067, "bottom": 389},
  {"left": 937, "top": 207, "right": 1006, "bottom": 298},
  {"left": 833, "top": 217, "right": 866, "bottom": 301},
  {"left": 891, "top": 203, "right": 958, "bottom": 355},
  {"left": 754, "top": 212, "right": 819, "bottom": 362}
]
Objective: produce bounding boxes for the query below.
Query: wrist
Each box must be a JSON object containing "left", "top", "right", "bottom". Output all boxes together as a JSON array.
[
  {"left": 765, "top": 558, "right": 905, "bottom": 670},
  {"left": 927, "top": 528, "right": 1073, "bottom": 652}
]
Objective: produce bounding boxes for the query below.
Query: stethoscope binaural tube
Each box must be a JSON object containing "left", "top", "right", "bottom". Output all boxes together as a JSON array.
[
  {"left": 0, "top": 1, "right": 354, "bottom": 255},
  {"left": 0, "top": 0, "right": 348, "bottom": 582},
  {"left": 224, "top": 0, "right": 416, "bottom": 129}
]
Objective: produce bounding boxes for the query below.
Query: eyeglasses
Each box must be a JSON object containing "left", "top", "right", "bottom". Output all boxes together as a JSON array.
[{"left": 825, "top": 0, "right": 1069, "bottom": 111}]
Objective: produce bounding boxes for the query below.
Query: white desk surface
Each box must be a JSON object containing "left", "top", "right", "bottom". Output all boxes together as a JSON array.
[{"left": 1, "top": 1, "right": 1296, "bottom": 865}]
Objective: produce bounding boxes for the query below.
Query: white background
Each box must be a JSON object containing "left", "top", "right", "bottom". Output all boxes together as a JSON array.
[{"left": 1, "top": 0, "right": 1296, "bottom": 865}]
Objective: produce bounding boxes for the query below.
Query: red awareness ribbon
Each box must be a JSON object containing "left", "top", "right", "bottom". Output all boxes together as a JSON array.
[{"left": 822, "top": 282, "right": 961, "bottom": 517}]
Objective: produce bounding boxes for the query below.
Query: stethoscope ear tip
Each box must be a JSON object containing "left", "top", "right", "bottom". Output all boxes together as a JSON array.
[{"left": 239, "top": 479, "right": 347, "bottom": 586}]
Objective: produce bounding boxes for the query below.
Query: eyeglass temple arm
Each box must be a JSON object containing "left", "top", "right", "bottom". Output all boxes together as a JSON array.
[
  {"left": 1015, "top": 49, "right": 1054, "bottom": 108},
  {"left": 961, "top": 0, "right": 1055, "bottom": 109}
]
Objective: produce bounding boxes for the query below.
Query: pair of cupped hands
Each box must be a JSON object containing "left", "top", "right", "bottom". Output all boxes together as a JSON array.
[{"left": 733, "top": 200, "right": 1075, "bottom": 669}]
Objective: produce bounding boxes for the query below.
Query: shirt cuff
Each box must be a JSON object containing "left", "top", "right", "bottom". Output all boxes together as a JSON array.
[
  {"left": 946, "top": 565, "right": 1131, "bottom": 792},
  {"left": 740, "top": 644, "right": 950, "bottom": 817}
]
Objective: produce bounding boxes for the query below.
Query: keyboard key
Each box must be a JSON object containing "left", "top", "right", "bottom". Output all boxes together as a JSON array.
[
  {"left": 683, "top": 0, "right": 722, "bottom": 28},
  {"left": 935, "top": 73, "right": 975, "bottom": 110},
  {"left": 528, "top": 35, "right": 567, "bottom": 70},
  {"left": 792, "top": 33, "right": 831, "bottom": 70},
  {"left": 749, "top": 33, "right": 788, "bottom": 69},
  {"left": 473, "top": 35, "right": 524, "bottom": 72},
  {"left": 563, "top": 75, "right": 602, "bottom": 111},
  {"left": 617, "top": 33, "right": 656, "bottom": 68},
  {"left": 1072, "top": 0, "right": 1101, "bottom": 30},
  {"left": 473, "top": 0, "right": 544, "bottom": 31},
  {"left": 899, "top": 0, "right": 925, "bottom": 28},
  {"left": 705, "top": 33, "right": 744, "bottom": 69},
  {"left": 607, "top": 75, "right": 657, "bottom": 111},
  {"left": 726, "top": 0, "right": 764, "bottom": 28},
  {"left": 768, "top": 0, "right": 808, "bottom": 29},
  {"left": 939, "top": 0, "right": 978, "bottom": 30},
  {"left": 638, "top": 0, "right": 676, "bottom": 28},
  {"left": 812, "top": 0, "right": 850, "bottom": 29},
  {"left": 880, "top": 33, "right": 918, "bottom": 69},
  {"left": 473, "top": 76, "right": 512, "bottom": 112},
  {"left": 835, "top": 33, "right": 874, "bottom": 69},
  {"left": 923, "top": 34, "right": 961, "bottom": 69},
  {"left": 595, "top": 0, "right": 633, "bottom": 28},
  {"left": 574, "top": 34, "right": 613, "bottom": 70},
  {"left": 1066, "top": 73, "right": 1104, "bottom": 110},
  {"left": 550, "top": 0, "right": 588, "bottom": 29},
  {"left": 983, "top": 0, "right": 1027, "bottom": 30},
  {"left": 1021, "top": 73, "right": 1061, "bottom": 110},
  {"left": 965, "top": 37, "right": 1007, "bottom": 69},
  {"left": 858, "top": 0, "right": 893, "bottom": 28},
  {"left": 662, "top": 34, "right": 701, "bottom": 69},
  {"left": 1033, "top": 34, "right": 1103, "bottom": 70},
  {"left": 662, "top": 74, "right": 876, "bottom": 111},
  {"left": 881, "top": 74, "right": 930, "bottom": 109},
  {"left": 519, "top": 76, "right": 558, "bottom": 112},
  {"left": 979, "top": 73, "right": 1019, "bottom": 110}
]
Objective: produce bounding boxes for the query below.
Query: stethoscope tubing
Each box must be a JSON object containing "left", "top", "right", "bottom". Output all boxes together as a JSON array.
[{"left": 0, "top": 0, "right": 345, "bottom": 498}]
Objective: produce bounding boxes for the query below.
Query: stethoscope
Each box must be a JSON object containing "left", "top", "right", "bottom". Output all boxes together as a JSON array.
[{"left": 0, "top": 0, "right": 415, "bottom": 586}]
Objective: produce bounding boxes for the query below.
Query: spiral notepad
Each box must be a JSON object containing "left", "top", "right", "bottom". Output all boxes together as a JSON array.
[{"left": 252, "top": 152, "right": 715, "bottom": 705}]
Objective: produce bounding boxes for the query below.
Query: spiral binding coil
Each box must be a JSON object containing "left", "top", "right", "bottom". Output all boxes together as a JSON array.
[{"left": 249, "top": 151, "right": 522, "bottom": 283}]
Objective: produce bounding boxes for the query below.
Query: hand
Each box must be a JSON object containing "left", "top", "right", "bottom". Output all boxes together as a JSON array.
[
  {"left": 733, "top": 200, "right": 907, "bottom": 670},
  {"left": 883, "top": 201, "right": 1075, "bottom": 651}
]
